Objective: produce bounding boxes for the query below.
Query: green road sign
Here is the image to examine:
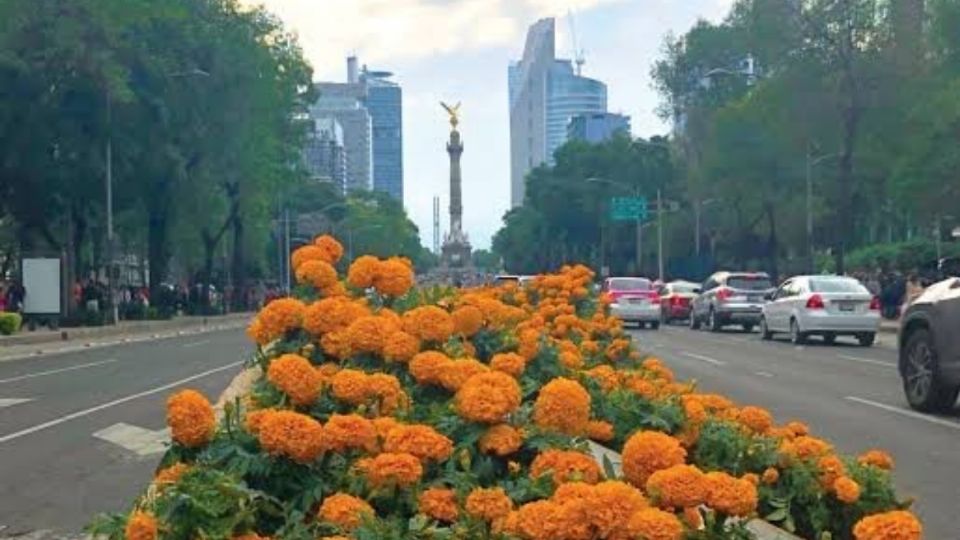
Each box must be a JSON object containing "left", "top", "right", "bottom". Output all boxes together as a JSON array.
[{"left": 610, "top": 197, "right": 647, "bottom": 221}]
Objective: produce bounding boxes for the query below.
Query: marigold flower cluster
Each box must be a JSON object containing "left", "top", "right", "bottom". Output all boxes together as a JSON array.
[
  {"left": 532, "top": 377, "right": 591, "bottom": 436},
  {"left": 454, "top": 371, "right": 522, "bottom": 423},
  {"left": 266, "top": 354, "right": 322, "bottom": 406},
  {"left": 166, "top": 389, "right": 215, "bottom": 448}
]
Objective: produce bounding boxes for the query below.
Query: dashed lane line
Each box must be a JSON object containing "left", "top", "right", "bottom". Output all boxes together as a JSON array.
[
  {"left": 837, "top": 354, "right": 897, "bottom": 369},
  {"left": 679, "top": 351, "right": 727, "bottom": 366},
  {"left": 0, "top": 398, "right": 33, "bottom": 409},
  {"left": 845, "top": 396, "right": 960, "bottom": 431},
  {"left": 0, "top": 361, "right": 242, "bottom": 445},
  {"left": 0, "top": 359, "right": 118, "bottom": 385},
  {"left": 755, "top": 371, "right": 775, "bottom": 378},
  {"left": 182, "top": 340, "right": 211, "bottom": 348}
]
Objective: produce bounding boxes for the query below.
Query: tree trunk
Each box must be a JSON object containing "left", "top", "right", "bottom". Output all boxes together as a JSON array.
[
  {"left": 834, "top": 97, "right": 860, "bottom": 276},
  {"left": 231, "top": 214, "right": 245, "bottom": 310},
  {"left": 764, "top": 201, "right": 780, "bottom": 282},
  {"left": 147, "top": 209, "right": 169, "bottom": 301}
]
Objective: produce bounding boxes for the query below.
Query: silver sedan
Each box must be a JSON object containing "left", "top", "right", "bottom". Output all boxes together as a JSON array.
[{"left": 760, "top": 275, "right": 881, "bottom": 346}]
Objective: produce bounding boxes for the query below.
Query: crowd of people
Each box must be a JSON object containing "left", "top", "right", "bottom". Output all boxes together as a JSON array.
[{"left": 850, "top": 270, "right": 926, "bottom": 320}]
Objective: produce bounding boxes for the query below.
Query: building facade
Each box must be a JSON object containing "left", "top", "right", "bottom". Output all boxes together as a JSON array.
[
  {"left": 362, "top": 69, "right": 404, "bottom": 201},
  {"left": 567, "top": 112, "right": 630, "bottom": 144},
  {"left": 509, "top": 18, "right": 609, "bottom": 208},
  {"left": 310, "top": 82, "right": 373, "bottom": 193},
  {"left": 303, "top": 117, "right": 346, "bottom": 191}
]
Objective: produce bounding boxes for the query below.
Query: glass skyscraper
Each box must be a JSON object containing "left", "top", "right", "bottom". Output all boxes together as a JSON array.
[{"left": 362, "top": 70, "right": 404, "bottom": 202}]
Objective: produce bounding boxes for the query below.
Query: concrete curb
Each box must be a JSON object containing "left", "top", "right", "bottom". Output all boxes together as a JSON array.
[{"left": 0, "top": 313, "right": 253, "bottom": 347}]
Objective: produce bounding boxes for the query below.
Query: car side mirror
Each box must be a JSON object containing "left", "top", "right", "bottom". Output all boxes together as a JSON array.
[{"left": 764, "top": 292, "right": 774, "bottom": 301}]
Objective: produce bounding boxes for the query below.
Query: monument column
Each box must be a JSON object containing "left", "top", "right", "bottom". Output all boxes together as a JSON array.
[
  {"left": 439, "top": 101, "right": 471, "bottom": 269},
  {"left": 448, "top": 129, "right": 463, "bottom": 235}
]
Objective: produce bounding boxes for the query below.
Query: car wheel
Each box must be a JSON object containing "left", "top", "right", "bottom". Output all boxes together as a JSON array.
[
  {"left": 857, "top": 333, "right": 875, "bottom": 347},
  {"left": 689, "top": 312, "right": 701, "bottom": 330},
  {"left": 823, "top": 333, "right": 837, "bottom": 345},
  {"left": 742, "top": 324, "right": 754, "bottom": 333},
  {"left": 708, "top": 308, "right": 722, "bottom": 332},
  {"left": 650, "top": 321, "right": 660, "bottom": 330},
  {"left": 902, "top": 329, "right": 959, "bottom": 413},
  {"left": 760, "top": 317, "right": 773, "bottom": 340},
  {"left": 790, "top": 318, "right": 807, "bottom": 345}
]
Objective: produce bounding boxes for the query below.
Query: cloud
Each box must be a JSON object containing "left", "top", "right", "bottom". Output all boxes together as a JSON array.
[{"left": 242, "top": 0, "right": 624, "bottom": 78}]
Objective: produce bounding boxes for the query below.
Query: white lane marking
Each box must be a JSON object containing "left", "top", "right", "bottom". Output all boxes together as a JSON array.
[
  {"left": 0, "top": 359, "right": 119, "bottom": 385},
  {"left": 837, "top": 354, "right": 896, "bottom": 369},
  {"left": 845, "top": 396, "right": 960, "bottom": 431},
  {"left": 0, "top": 398, "right": 33, "bottom": 408},
  {"left": 0, "top": 361, "right": 241, "bottom": 445},
  {"left": 183, "top": 340, "right": 211, "bottom": 348},
  {"left": 93, "top": 422, "right": 169, "bottom": 456},
  {"left": 755, "top": 371, "right": 775, "bottom": 378},
  {"left": 680, "top": 351, "right": 727, "bottom": 366}
]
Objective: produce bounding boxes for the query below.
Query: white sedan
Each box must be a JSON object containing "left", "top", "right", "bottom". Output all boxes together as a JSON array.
[{"left": 760, "top": 275, "right": 881, "bottom": 346}]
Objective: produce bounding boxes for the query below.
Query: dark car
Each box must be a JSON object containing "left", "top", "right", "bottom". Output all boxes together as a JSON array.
[
  {"left": 659, "top": 281, "right": 700, "bottom": 323},
  {"left": 898, "top": 277, "right": 960, "bottom": 413},
  {"left": 690, "top": 271, "right": 774, "bottom": 332}
]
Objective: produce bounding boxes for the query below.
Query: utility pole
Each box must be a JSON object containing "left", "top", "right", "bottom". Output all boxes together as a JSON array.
[
  {"left": 105, "top": 92, "right": 118, "bottom": 325},
  {"left": 283, "top": 207, "right": 291, "bottom": 292},
  {"left": 806, "top": 146, "right": 814, "bottom": 274},
  {"left": 694, "top": 199, "right": 701, "bottom": 257},
  {"left": 657, "top": 189, "right": 665, "bottom": 282}
]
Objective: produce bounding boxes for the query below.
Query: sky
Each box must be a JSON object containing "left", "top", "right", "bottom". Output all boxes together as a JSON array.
[{"left": 243, "top": 0, "right": 735, "bottom": 250}]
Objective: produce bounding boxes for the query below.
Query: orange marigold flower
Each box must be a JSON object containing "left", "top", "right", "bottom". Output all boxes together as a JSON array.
[
  {"left": 323, "top": 414, "right": 377, "bottom": 453},
  {"left": 452, "top": 305, "right": 484, "bottom": 336},
  {"left": 478, "top": 424, "right": 524, "bottom": 456},
  {"left": 154, "top": 462, "right": 190, "bottom": 487},
  {"left": 626, "top": 508, "right": 684, "bottom": 540},
  {"left": 515, "top": 500, "right": 564, "bottom": 540},
  {"left": 785, "top": 420, "right": 810, "bottom": 437},
  {"left": 382, "top": 331, "right": 420, "bottom": 363},
  {"left": 781, "top": 435, "right": 833, "bottom": 462},
  {"left": 291, "top": 244, "right": 327, "bottom": 272},
  {"left": 358, "top": 452, "right": 423, "bottom": 487},
  {"left": 124, "top": 511, "right": 158, "bottom": 540},
  {"left": 314, "top": 235, "right": 344, "bottom": 264},
  {"left": 365, "top": 372, "right": 409, "bottom": 414},
  {"left": 295, "top": 259, "right": 338, "bottom": 290},
  {"left": 372, "top": 416, "right": 403, "bottom": 442},
  {"left": 834, "top": 476, "right": 861, "bottom": 503},
  {"left": 248, "top": 297, "right": 305, "bottom": 344},
  {"left": 245, "top": 408, "right": 274, "bottom": 435},
  {"left": 533, "top": 377, "right": 591, "bottom": 436},
  {"left": 418, "top": 488, "right": 459, "bottom": 523},
  {"left": 267, "top": 354, "right": 322, "bottom": 407},
  {"left": 384, "top": 424, "right": 454, "bottom": 462},
  {"left": 455, "top": 371, "right": 522, "bottom": 423},
  {"left": 530, "top": 450, "right": 602, "bottom": 485},
  {"left": 303, "top": 297, "right": 371, "bottom": 336},
  {"left": 439, "top": 357, "right": 490, "bottom": 391},
  {"left": 552, "top": 481, "right": 596, "bottom": 505},
  {"left": 762, "top": 467, "right": 780, "bottom": 485},
  {"left": 403, "top": 306, "right": 455, "bottom": 342},
  {"left": 738, "top": 406, "right": 774, "bottom": 434},
  {"left": 320, "top": 330, "right": 352, "bottom": 360},
  {"left": 231, "top": 533, "right": 271, "bottom": 540},
  {"left": 257, "top": 410, "right": 325, "bottom": 464},
  {"left": 373, "top": 257, "right": 415, "bottom": 297},
  {"left": 852, "top": 510, "right": 922, "bottom": 540},
  {"left": 682, "top": 506, "right": 704, "bottom": 530},
  {"left": 590, "top": 480, "right": 650, "bottom": 538},
  {"left": 558, "top": 350, "right": 584, "bottom": 370},
  {"left": 642, "top": 357, "right": 675, "bottom": 382},
  {"left": 318, "top": 493, "right": 375, "bottom": 531},
  {"left": 622, "top": 431, "right": 687, "bottom": 487},
  {"left": 490, "top": 352, "right": 526, "bottom": 377},
  {"left": 681, "top": 396, "right": 708, "bottom": 426},
  {"left": 703, "top": 471, "right": 758, "bottom": 517},
  {"left": 347, "top": 255, "right": 381, "bottom": 289},
  {"left": 586, "top": 420, "right": 615, "bottom": 442},
  {"left": 623, "top": 374, "right": 658, "bottom": 400},
  {"left": 858, "top": 449, "right": 895, "bottom": 471},
  {"left": 345, "top": 316, "right": 390, "bottom": 355},
  {"left": 692, "top": 393, "right": 735, "bottom": 412},
  {"left": 409, "top": 351, "right": 452, "bottom": 385},
  {"left": 646, "top": 464, "right": 706, "bottom": 509},
  {"left": 330, "top": 369, "right": 369, "bottom": 404},
  {"left": 166, "top": 389, "right": 215, "bottom": 448},
  {"left": 465, "top": 487, "right": 513, "bottom": 521},
  {"left": 818, "top": 455, "right": 847, "bottom": 489},
  {"left": 584, "top": 365, "right": 620, "bottom": 392},
  {"left": 743, "top": 473, "right": 760, "bottom": 486}
]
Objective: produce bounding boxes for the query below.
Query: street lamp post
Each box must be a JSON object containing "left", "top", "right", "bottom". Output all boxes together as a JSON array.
[{"left": 806, "top": 147, "right": 842, "bottom": 273}]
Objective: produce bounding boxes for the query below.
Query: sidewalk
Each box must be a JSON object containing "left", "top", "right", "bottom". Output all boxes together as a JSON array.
[
  {"left": 880, "top": 319, "right": 899, "bottom": 334},
  {"left": 0, "top": 313, "right": 253, "bottom": 350}
]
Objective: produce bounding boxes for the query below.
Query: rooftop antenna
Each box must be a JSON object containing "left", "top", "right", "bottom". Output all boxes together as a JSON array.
[{"left": 568, "top": 9, "right": 586, "bottom": 76}]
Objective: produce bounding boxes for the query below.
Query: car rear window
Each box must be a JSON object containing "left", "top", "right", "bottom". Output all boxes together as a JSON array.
[
  {"left": 494, "top": 276, "right": 519, "bottom": 285},
  {"left": 669, "top": 283, "right": 699, "bottom": 294},
  {"left": 609, "top": 278, "right": 651, "bottom": 291},
  {"left": 809, "top": 278, "right": 866, "bottom": 293},
  {"left": 727, "top": 276, "right": 772, "bottom": 290}
]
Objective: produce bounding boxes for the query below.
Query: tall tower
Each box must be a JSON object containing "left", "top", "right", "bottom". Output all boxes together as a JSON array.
[{"left": 440, "top": 102, "right": 471, "bottom": 268}]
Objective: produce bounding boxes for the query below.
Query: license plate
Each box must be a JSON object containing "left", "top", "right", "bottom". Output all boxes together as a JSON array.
[
  {"left": 838, "top": 303, "right": 855, "bottom": 312},
  {"left": 748, "top": 295, "right": 762, "bottom": 302},
  {"left": 627, "top": 298, "right": 645, "bottom": 305}
]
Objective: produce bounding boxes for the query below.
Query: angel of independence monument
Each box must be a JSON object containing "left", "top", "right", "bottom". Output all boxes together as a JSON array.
[{"left": 439, "top": 102, "right": 472, "bottom": 273}]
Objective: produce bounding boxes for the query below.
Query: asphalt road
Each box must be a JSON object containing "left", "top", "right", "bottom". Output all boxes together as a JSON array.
[
  {"left": 633, "top": 323, "right": 958, "bottom": 539},
  {"left": 0, "top": 328, "right": 250, "bottom": 538}
]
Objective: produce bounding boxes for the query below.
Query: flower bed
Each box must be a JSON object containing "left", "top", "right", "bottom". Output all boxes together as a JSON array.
[{"left": 90, "top": 235, "right": 920, "bottom": 540}]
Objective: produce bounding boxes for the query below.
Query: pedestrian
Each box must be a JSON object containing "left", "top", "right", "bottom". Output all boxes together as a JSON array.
[{"left": 903, "top": 273, "right": 924, "bottom": 313}]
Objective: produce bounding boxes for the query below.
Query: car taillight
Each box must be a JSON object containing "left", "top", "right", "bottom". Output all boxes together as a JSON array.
[
  {"left": 806, "top": 294, "right": 825, "bottom": 310},
  {"left": 650, "top": 294, "right": 661, "bottom": 305},
  {"left": 716, "top": 288, "right": 732, "bottom": 301},
  {"left": 869, "top": 296, "right": 881, "bottom": 311},
  {"left": 670, "top": 296, "right": 682, "bottom": 306}
]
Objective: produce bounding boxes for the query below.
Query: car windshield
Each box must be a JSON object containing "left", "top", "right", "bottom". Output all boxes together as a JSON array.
[
  {"left": 809, "top": 278, "right": 866, "bottom": 293},
  {"left": 727, "top": 276, "right": 773, "bottom": 290},
  {"left": 609, "top": 278, "right": 651, "bottom": 291}
]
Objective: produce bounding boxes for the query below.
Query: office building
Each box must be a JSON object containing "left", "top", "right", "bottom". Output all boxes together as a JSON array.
[
  {"left": 509, "top": 18, "right": 608, "bottom": 207},
  {"left": 361, "top": 68, "right": 404, "bottom": 201},
  {"left": 310, "top": 80, "right": 373, "bottom": 193},
  {"left": 303, "top": 117, "right": 346, "bottom": 191},
  {"left": 567, "top": 112, "right": 630, "bottom": 143}
]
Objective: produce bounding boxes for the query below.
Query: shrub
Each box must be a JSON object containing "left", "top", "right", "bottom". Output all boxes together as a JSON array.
[{"left": 0, "top": 312, "right": 22, "bottom": 335}]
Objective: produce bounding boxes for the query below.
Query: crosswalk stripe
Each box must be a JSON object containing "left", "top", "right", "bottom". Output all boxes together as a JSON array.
[
  {"left": 93, "top": 422, "right": 169, "bottom": 456},
  {"left": 0, "top": 398, "right": 33, "bottom": 408}
]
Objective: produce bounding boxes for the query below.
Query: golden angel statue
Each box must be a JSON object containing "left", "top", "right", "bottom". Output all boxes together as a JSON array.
[{"left": 440, "top": 101, "right": 461, "bottom": 129}]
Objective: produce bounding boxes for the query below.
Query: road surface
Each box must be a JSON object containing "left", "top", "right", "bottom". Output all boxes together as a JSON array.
[
  {"left": 634, "top": 324, "right": 957, "bottom": 539},
  {"left": 0, "top": 328, "right": 249, "bottom": 538}
]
